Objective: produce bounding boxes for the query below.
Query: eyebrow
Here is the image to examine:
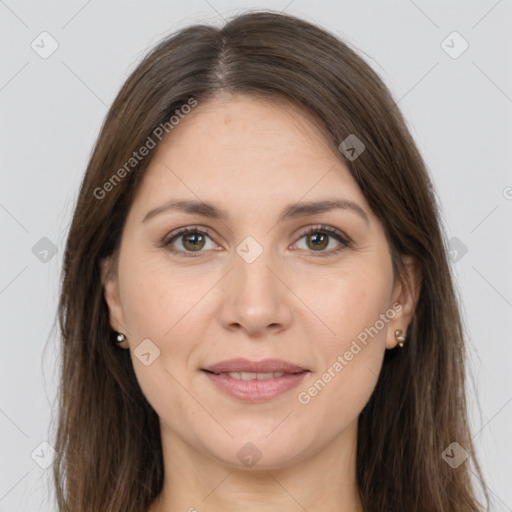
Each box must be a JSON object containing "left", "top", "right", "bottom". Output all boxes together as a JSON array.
[{"left": 141, "top": 198, "right": 370, "bottom": 225}]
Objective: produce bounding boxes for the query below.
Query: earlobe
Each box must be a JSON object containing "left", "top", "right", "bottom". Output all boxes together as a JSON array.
[{"left": 386, "top": 255, "right": 422, "bottom": 349}]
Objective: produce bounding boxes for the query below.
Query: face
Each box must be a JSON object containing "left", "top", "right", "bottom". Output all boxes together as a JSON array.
[{"left": 102, "top": 93, "right": 418, "bottom": 470}]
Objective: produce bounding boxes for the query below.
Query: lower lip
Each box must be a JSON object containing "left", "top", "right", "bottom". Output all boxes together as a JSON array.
[{"left": 202, "top": 370, "right": 309, "bottom": 403}]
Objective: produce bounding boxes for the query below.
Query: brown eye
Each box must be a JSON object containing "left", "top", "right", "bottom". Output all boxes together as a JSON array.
[
  {"left": 294, "top": 225, "right": 351, "bottom": 256},
  {"left": 305, "top": 232, "right": 329, "bottom": 250},
  {"left": 162, "top": 227, "right": 217, "bottom": 257},
  {"left": 181, "top": 232, "right": 206, "bottom": 251}
]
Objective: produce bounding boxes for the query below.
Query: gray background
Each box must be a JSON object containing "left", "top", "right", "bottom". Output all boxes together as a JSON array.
[{"left": 1, "top": 0, "right": 511, "bottom": 510}]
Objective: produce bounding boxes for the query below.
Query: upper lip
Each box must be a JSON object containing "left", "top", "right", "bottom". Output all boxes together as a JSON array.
[{"left": 202, "top": 358, "right": 309, "bottom": 374}]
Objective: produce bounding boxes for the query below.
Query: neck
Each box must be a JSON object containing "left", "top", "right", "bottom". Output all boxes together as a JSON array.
[{"left": 149, "top": 419, "right": 363, "bottom": 512}]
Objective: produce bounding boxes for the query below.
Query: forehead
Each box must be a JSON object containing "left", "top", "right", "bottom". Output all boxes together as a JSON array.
[
  {"left": 130, "top": 93, "right": 369, "bottom": 219},
  {"left": 159, "top": 93, "right": 336, "bottom": 168}
]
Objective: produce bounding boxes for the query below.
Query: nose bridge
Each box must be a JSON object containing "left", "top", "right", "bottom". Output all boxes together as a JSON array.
[
  {"left": 233, "top": 235, "right": 281, "bottom": 302},
  {"left": 218, "top": 234, "right": 292, "bottom": 334}
]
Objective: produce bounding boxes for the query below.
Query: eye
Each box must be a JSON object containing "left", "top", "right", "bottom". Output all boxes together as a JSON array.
[
  {"left": 160, "top": 224, "right": 351, "bottom": 258},
  {"left": 160, "top": 226, "right": 219, "bottom": 257},
  {"left": 292, "top": 225, "right": 351, "bottom": 256}
]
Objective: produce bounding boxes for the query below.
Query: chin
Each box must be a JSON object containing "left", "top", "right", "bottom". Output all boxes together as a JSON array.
[{"left": 196, "top": 427, "right": 314, "bottom": 471}]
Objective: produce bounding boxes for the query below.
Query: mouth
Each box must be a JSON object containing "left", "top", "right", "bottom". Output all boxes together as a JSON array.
[
  {"left": 202, "top": 357, "right": 309, "bottom": 374},
  {"left": 202, "top": 369, "right": 306, "bottom": 380},
  {"left": 201, "top": 359, "right": 310, "bottom": 403}
]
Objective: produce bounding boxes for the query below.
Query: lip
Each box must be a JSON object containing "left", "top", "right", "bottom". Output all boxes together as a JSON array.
[
  {"left": 202, "top": 358, "right": 308, "bottom": 374},
  {"left": 201, "top": 358, "right": 310, "bottom": 403}
]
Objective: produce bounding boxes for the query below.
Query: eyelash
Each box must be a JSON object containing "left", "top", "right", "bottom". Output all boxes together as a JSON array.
[{"left": 159, "top": 224, "right": 351, "bottom": 258}]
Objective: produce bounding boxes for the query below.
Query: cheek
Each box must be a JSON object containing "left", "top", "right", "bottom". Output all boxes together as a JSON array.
[
  {"left": 118, "top": 254, "right": 210, "bottom": 404},
  {"left": 301, "top": 257, "right": 393, "bottom": 346},
  {"left": 293, "top": 259, "right": 391, "bottom": 416},
  {"left": 119, "top": 250, "right": 210, "bottom": 342},
  {"left": 296, "top": 290, "right": 388, "bottom": 437},
  {"left": 295, "top": 342, "right": 383, "bottom": 451},
  {"left": 120, "top": 259, "right": 206, "bottom": 426}
]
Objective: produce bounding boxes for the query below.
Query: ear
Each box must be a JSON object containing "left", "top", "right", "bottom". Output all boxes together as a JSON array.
[
  {"left": 100, "top": 256, "right": 129, "bottom": 348},
  {"left": 385, "top": 255, "right": 422, "bottom": 349}
]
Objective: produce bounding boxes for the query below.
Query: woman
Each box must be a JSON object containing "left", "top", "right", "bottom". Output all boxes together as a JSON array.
[{"left": 53, "top": 10, "right": 489, "bottom": 512}]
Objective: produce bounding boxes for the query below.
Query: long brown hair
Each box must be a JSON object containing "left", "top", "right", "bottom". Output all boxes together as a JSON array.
[{"left": 52, "top": 10, "right": 490, "bottom": 512}]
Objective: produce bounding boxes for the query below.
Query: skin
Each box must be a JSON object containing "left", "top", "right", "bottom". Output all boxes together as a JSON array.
[{"left": 101, "top": 93, "right": 420, "bottom": 512}]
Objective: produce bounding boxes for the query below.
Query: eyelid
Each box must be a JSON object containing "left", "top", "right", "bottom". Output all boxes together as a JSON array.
[
  {"left": 294, "top": 224, "right": 350, "bottom": 244},
  {"left": 159, "top": 223, "right": 351, "bottom": 257},
  {"left": 159, "top": 225, "right": 219, "bottom": 250},
  {"left": 291, "top": 224, "right": 351, "bottom": 257}
]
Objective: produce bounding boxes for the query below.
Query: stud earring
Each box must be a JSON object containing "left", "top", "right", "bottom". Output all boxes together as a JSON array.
[
  {"left": 115, "top": 332, "right": 126, "bottom": 344},
  {"left": 395, "top": 329, "right": 406, "bottom": 347}
]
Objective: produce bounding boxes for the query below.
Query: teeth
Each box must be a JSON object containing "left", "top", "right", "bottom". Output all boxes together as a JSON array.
[{"left": 223, "top": 371, "right": 286, "bottom": 380}]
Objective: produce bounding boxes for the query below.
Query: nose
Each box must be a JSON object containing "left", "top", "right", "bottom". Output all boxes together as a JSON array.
[{"left": 218, "top": 247, "right": 293, "bottom": 337}]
